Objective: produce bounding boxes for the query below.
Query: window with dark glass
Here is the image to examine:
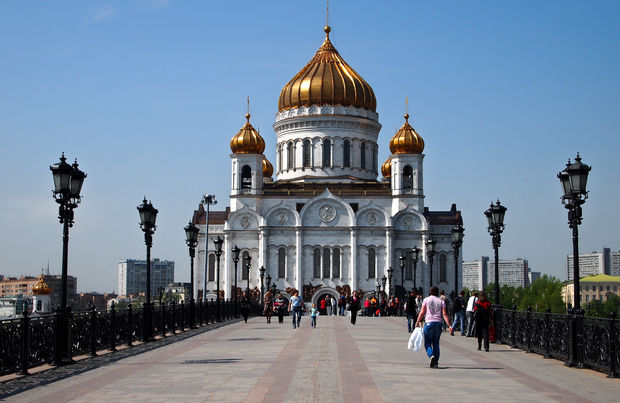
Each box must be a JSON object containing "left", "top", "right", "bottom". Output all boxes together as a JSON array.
[
  {"left": 406, "top": 250, "right": 413, "bottom": 280},
  {"left": 303, "top": 139, "right": 311, "bottom": 168},
  {"left": 313, "top": 248, "right": 321, "bottom": 278},
  {"left": 403, "top": 165, "right": 413, "bottom": 189},
  {"left": 323, "top": 248, "right": 330, "bottom": 278},
  {"left": 242, "top": 251, "right": 249, "bottom": 280},
  {"left": 287, "top": 142, "right": 294, "bottom": 169},
  {"left": 278, "top": 248, "right": 286, "bottom": 278},
  {"left": 360, "top": 141, "right": 366, "bottom": 169},
  {"left": 368, "top": 248, "right": 376, "bottom": 278},
  {"left": 333, "top": 248, "right": 340, "bottom": 278},
  {"left": 439, "top": 254, "right": 447, "bottom": 283},
  {"left": 343, "top": 140, "right": 350, "bottom": 167},
  {"left": 323, "top": 139, "right": 331, "bottom": 167},
  {"left": 208, "top": 254, "right": 215, "bottom": 281}
]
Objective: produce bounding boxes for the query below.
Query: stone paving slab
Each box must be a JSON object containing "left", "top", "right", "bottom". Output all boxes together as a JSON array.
[{"left": 1, "top": 316, "right": 617, "bottom": 402}]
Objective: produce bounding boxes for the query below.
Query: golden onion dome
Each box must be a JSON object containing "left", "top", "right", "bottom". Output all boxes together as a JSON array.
[
  {"left": 278, "top": 26, "right": 376, "bottom": 112},
  {"left": 262, "top": 157, "right": 273, "bottom": 177},
  {"left": 32, "top": 274, "right": 52, "bottom": 295},
  {"left": 230, "top": 113, "right": 265, "bottom": 154},
  {"left": 389, "top": 113, "right": 425, "bottom": 154},
  {"left": 381, "top": 156, "right": 392, "bottom": 178}
]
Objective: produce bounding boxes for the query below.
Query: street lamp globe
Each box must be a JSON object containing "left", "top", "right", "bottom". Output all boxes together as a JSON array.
[
  {"left": 451, "top": 225, "right": 465, "bottom": 245},
  {"left": 213, "top": 236, "right": 224, "bottom": 256},
  {"left": 184, "top": 222, "right": 199, "bottom": 247},
  {"left": 50, "top": 153, "right": 73, "bottom": 196},
  {"left": 137, "top": 198, "right": 158, "bottom": 230}
]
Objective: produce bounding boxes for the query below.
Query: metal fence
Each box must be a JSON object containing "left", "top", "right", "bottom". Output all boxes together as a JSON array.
[
  {"left": 495, "top": 307, "right": 618, "bottom": 377},
  {"left": 0, "top": 299, "right": 260, "bottom": 377}
]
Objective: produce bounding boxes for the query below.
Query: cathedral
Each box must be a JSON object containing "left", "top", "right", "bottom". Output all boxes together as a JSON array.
[{"left": 192, "top": 24, "right": 463, "bottom": 306}]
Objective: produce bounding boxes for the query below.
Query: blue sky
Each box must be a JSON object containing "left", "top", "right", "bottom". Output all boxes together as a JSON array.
[{"left": 1, "top": 1, "right": 618, "bottom": 293}]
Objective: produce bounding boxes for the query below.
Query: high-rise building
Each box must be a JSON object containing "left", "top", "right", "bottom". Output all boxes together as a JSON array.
[
  {"left": 488, "top": 259, "right": 529, "bottom": 288},
  {"left": 118, "top": 259, "right": 174, "bottom": 297},
  {"left": 462, "top": 257, "right": 488, "bottom": 291},
  {"left": 566, "top": 248, "right": 619, "bottom": 280},
  {"left": 528, "top": 268, "right": 541, "bottom": 284}
]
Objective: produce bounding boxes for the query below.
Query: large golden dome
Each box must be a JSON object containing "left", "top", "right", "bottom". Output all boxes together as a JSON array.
[
  {"left": 278, "top": 26, "right": 376, "bottom": 112},
  {"left": 230, "top": 113, "right": 266, "bottom": 154},
  {"left": 262, "top": 157, "right": 273, "bottom": 177},
  {"left": 389, "top": 114, "right": 425, "bottom": 154},
  {"left": 32, "top": 274, "right": 52, "bottom": 295},
  {"left": 381, "top": 156, "right": 392, "bottom": 178}
]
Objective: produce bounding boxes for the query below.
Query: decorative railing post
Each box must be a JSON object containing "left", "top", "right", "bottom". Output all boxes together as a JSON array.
[
  {"left": 109, "top": 302, "right": 117, "bottom": 352},
  {"left": 544, "top": 307, "right": 551, "bottom": 359},
  {"left": 526, "top": 306, "right": 533, "bottom": 353},
  {"left": 566, "top": 308, "right": 584, "bottom": 367},
  {"left": 171, "top": 300, "right": 176, "bottom": 334},
  {"left": 18, "top": 309, "right": 30, "bottom": 375},
  {"left": 180, "top": 300, "right": 186, "bottom": 332},
  {"left": 89, "top": 304, "right": 97, "bottom": 357},
  {"left": 127, "top": 304, "right": 133, "bottom": 347},
  {"left": 495, "top": 306, "right": 503, "bottom": 344},
  {"left": 608, "top": 311, "right": 617, "bottom": 378},
  {"left": 511, "top": 305, "right": 517, "bottom": 348}
]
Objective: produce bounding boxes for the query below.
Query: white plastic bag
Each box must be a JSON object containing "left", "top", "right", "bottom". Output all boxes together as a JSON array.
[{"left": 408, "top": 327, "right": 424, "bottom": 352}]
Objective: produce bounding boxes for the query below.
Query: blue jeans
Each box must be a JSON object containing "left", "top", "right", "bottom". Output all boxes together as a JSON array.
[
  {"left": 453, "top": 311, "right": 466, "bottom": 334},
  {"left": 291, "top": 306, "right": 302, "bottom": 328},
  {"left": 424, "top": 322, "right": 443, "bottom": 360},
  {"left": 311, "top": 316, "right": 316, "bottom": 327}
]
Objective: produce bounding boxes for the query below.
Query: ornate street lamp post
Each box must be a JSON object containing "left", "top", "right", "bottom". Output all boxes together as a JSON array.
[
  {"left": 451, "top": 225, "right": 465, "bottom": 296},
  {"left": 137, "top": 197, "right": 158, "bottom": 342},
  {"left": 411, "top": 246, "right": 420, "bottom": 290},
  {"left": 381, "top": 275, "right": 387, "bottom": 295},
  {"left": 375, "top": 283, "right": 381, "bottom": 302},
  {"left": 50, "top": 153, "right": 86, "bottom": 365},
  {"left": 244, "top": 254, "right": 252, "bottom": 299},
  {"left": 259, "top": 266, "right": 265, "bottom": 311},
  {"left": 426, "top": 238, "right": 436, "bottom": 288},
  {"left": 231, "top": 245, "right": 240, "bottom": 301},
  {"left": 213, "top": 236, "right": 223, "bottom": 321},
  {"left": 387, "top": 266, "right": 393, "bottom": 299},
  {"left": 266, "top": 274, "right": 272, "bottom": 292},
  {"left": 558, "top": 154, "right": 590, "bottom": 311},
  {"left": 398, "top": 254, "right": 406, "bottom": 300},
  {"left": 184, "top": 221, "right": 199, "bottom": 328},
  {"left": 201, "top": 194, "right": 217, "bottom": 301},
  {"left": 485, "top": 200, "right": 507, "bottom": 305}
]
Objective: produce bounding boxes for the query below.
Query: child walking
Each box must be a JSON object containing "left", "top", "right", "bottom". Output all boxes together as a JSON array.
[{"left": 310, "top": 303, "right": 318, "bottom": 328}]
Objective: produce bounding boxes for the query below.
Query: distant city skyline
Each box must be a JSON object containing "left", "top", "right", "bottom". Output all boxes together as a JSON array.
[{"left": 1, "top": 1, "right": 619, "bottom": 292}]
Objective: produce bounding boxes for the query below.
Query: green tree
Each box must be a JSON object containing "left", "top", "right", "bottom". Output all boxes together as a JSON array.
[
  {"left": 518, "top": 275, "right": 565, "bottom": 313},
  {"left": 602, "top": 294, "right": 620, "bottom": 318}
]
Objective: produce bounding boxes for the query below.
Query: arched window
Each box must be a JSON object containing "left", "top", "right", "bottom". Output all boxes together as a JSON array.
[
  {"left": 278, "top": 145, "right": 282, "bottom": 172},
  {"left": 333, "top": 248, "right": 340, "bottom": 278},
  {"left": 241, "top": 165, "right": 252, "bottom": 189},
  {"left": 208, "top": 254, "right": 215, "bottom": 281},
  {"left": 343, "top": 140, "right": 350, "bottom": 167},
  {"left": 402, "top": 165, "right": 413, "bottom": 190},
  {"left": 278, "top": 248, "right": 286, "bottom": 278},
  {"left": 368, "top": 248, "right": 376, "bottom": 279},
  {"left": 440, "top": 254, "right": 447, "bottom": 283},
  {"left": 303, "top": 139, "right": 311, "bottom": 168},
  {"left": 323, "top": 139, "right": 331, "bottom": 167},
  {"left": 287, "top": 142, "right": 294, "bottom": 169},
  {"left": 36, "top": 300, "right": 42, "bottom": 311},
  {"left": 313, "top": 248, "right": 321, "bottom": 278},
  {"left": 241, "top": 251, "right": 249, "bottom": 280},
  {"left": 323, "top": 248, "right": 330, "bottom": 278},
  {"left": 406, "top": 250, "right": 413, "bottom": 280},
  {"left": 360, "top": 142, "right": 366, "bottom": 169}
]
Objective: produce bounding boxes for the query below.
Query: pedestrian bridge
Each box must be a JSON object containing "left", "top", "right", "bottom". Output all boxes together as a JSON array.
[{"left": 0, "top": 316, "right": 616, "bottom": 402}]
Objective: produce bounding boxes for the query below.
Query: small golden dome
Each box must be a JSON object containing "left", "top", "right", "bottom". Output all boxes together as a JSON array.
[
  {"left": 32, "top": 275, "right": 52, "bottom": 295},
  {"left": 278, "top": 26, "right": 376, "bottom": 112},
  {"left": 381, "top": 156, "right": 392, "bottom": 178},
  {"left": 389, "top": 113, "right": 425, "bottom": 154},
  {"left": 230, "top": 113, "right": 266, "bottom": 154},
  {"left": 262, "top": 157, "right": 273, "bottom": 177}
]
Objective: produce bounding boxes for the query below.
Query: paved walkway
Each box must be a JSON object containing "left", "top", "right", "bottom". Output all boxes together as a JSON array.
[{"left": 1, "top": 316, "right": 617, "bottom": 402}]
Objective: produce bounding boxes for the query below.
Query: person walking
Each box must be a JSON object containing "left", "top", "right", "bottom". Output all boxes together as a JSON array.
[
  {"left": 364, "top": 298, "right": 371, "bottom": 317},
  {"left": 339, "top": 294, "right": 347, "bottom": 316},
  {"left": 263, "top": 291, "right": 273, "bottom": 324},
  {"left": 331, "top": 295, "right": 337, "bottom": 316},
  {"left": 288, "top": 291, "right": 304, "bottom": 329},
  {"left": 326, "top": 296, "right": 333, "bottom": 316},
  {"left": 451, "top": 291, "right": 466, "bottom": 336},
  {"left": 240, "top": 292, "right": 250, "bottom": 323},
  {"left": 465, "top": 292, "right": 478, "bottom": 337},
  {"left": 310, "top": 303, "right": 318, "bottom": 328},
  {"left": 349, "top": 291, "right": 361, "bottom": 325},
  {"left": 474, "top": 291, "right": 492, "bottom": 351},
  {"left": 274, "top": 293, "right": 286, "bottom": 324},
  {"left": 405, "top": 289, "right": 418, "bottom": 333},
  {"left": 415, "top": 286, "right": 452, "bottom": 368}
]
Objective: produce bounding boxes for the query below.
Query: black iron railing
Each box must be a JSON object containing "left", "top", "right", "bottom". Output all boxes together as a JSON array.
[
  {"left": 494, "top": 307, "right": 618, "bottom": 377},
  {"left": 0, "top": 299, "right": 260, "bottom": 377}
]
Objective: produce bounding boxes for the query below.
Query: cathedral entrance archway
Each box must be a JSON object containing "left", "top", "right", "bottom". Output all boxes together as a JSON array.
[{"left": 310, "top": 287, "right": 340, "bottom": 315}]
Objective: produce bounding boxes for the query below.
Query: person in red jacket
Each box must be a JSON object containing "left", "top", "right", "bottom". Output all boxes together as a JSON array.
[{"left": 473, "top": 291, "right": 493, "bottom": 352}]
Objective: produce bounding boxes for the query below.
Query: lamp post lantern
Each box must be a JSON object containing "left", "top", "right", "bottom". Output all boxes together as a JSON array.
[
  {"left": 485, "top": 200, "right": 507, "bottom": 305},
  {"left": 451, "top": 224, "right": 465, "bottom": 296},
  {"left": 558, "top": 154, "right": 591, "bottom": 310},
  {"left": 201, "top": 194, "right": 217, "bottom": 301},
  {"left": 425, "top": 238, "right": 436, "bottom": 288},
  {"left": 231, "top": 245, "right": 240, "bottom": 301},
  {"left": 259, "top": 266, "right": 265, "bottom": 311},
  {"left": 50, "top": 153, "right": 86, "bottom": 365},
  {"left": 213, "top": 236, "right": 223, "bottom": 321},
  {"left": 411, "top": 246, "right": 420, "bottom": 290},
  {"left": 137, "top": 197, "right": 158, "bottom": 342},
  {"left": 184, "top": 221, "right": 199, "bottom": 328}
]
